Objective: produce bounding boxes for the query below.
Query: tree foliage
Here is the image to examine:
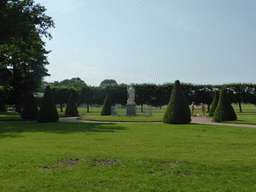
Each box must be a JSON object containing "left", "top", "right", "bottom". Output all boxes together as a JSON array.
[
  {"left": 209, "top": 91, "right": 219, "bottom": 117},
  {"left": 0, "top": 0, "right": 54, "bottom": 113},
  {"left": 100, "top": 94, "right": 111, "bottom": 116},
  {"left": 40, "top": 80, "right": 256, "bottom": 111},
  {"left": 52, "top": 87, "right": 78, "bottom": 112},
  {"left": 213, "top": 87, "right": 237, "bottom": 122},
  {"left": 37, "top": 86, "right": 59, "bottom": 122},
  {"left": 53, "top": 78, "right": 87, "bottom": 88},
  {"left": 65, "top": 93, "right": 79, "bottom": 116},
  {"left": 100, "top": 79, "right": 117, "bottom": 87},
  {"left": 21, "top": 91, "right": 38, "bottom": 120},
  {"left": 162, "top": 80, "right": 191, "bottom": 124}
]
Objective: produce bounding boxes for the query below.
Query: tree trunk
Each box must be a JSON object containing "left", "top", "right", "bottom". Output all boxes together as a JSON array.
[
  {"left": 60, "top": 103, "right": 63, "bottom": 112},
  {"left": 141, "top": 104, "right": 143, "bottom": 112},
  {"left": 87, "top": 103, "right": 90, "bottom": 112},
  {"left": 239, "top": 102, "right": 242, "bottom": 113}
]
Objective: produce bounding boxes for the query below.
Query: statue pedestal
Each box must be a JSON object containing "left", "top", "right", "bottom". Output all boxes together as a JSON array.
[{"left": 126, "top": 105, "right": 136, "bottom": 116}]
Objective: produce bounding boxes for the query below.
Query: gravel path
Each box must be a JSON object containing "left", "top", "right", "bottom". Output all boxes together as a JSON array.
[{"left": 59, "top": 115, "right": 256, "bottom": 128}]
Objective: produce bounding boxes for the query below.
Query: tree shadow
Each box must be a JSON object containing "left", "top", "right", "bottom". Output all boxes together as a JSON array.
[{"left": 0, "top": 122, "right": 126, "bottom": 139}]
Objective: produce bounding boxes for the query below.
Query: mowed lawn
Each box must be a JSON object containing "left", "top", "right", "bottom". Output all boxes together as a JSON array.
[
  {"left": 1, "top": 121, "right": 256, "bottom": 191},
  {"left": 76, "top": 107, "right": 256, "bottom": 125}
]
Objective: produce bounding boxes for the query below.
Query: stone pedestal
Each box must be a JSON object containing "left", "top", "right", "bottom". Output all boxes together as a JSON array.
[{"left": 126, "top": 105, "right": 136, "bottom": 116}]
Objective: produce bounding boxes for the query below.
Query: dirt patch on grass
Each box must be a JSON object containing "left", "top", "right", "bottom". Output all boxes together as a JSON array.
[
  {"left": 92, "top": 159, "right": 118, "bottom": 166},
  {"left": 43, "top": 158, "right": 80, "bottom": 171},
  {"left": 157, "top": 162, "right": 180, "bottom": 166}
]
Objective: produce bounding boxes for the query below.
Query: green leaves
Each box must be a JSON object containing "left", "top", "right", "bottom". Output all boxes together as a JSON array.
[
  {"left": 0, "top": 0, "right": 54, "bottom": 112},
  {"left": 163, "top": 80, "right": 191, "bottom": 124}
]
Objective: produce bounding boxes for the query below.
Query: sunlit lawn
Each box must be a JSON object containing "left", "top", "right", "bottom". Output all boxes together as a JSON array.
[{"left": 1, "top": 121, "right": 256, "bottom": 191}]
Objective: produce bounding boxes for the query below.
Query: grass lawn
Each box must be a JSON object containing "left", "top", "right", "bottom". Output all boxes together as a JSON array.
[
  {"left": 0, "top": 111, "right": 23, "bottom": 121},
  {"left": 1, "top": 121, "right": 256, "bottom": 191},
  {"left": 222, "top": 109, "right": 256, "bottom": 125},
  {"left": 2, "top": 105, "right": 256, "bottom": 125}
]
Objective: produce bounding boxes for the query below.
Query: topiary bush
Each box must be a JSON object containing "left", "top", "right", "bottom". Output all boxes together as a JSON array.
[
  {"left": 100, "top": 94, "right": 111, "bottom": 116},
  {"left": 65, "top": 93, "right": 79, "bottom": 116},
  {"left": 213, "top": 87, "right": 237, "bottom": 122},
  {"left": 21, "top": 92, "right": 38, "bottom": 120},
  {"left": 208, "top": 91, "right": 219, "bottom": 117},
  {"left": 37, "top": 86, "right": 59, "bottom": 122},
  {"left": 162, "top": 80, "right": 191, "bottom": 124}
]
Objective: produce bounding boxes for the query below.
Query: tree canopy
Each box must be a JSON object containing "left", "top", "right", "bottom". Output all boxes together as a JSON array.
[
  {"left": 53, "top": 78, "right": 87, "bottom": 88},
  {"left": 100, "top": 79, "right": 117, "bottom": 86},
  {"left": 0, "top": 0, "right": 54, "bottom": 112}
]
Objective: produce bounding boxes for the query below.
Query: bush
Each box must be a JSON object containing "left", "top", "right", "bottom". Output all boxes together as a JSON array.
[
  {"left": 208, "top": 91, "right": 219, "bottom": 117},
  {"left": 100, "top": 94, "right": 111, "bottom": 116},
  {"left": 21, "top": 92, "right": 38, "bottom": 120},
  {"left": 213, "top": 87, "right": 237, "bottom": 122},
  {"left": 65, "top": 93, "right": 79, "bottom": 116},
  {"left": 162, "top": 80, "right": 191, "bottom": 124},
  {"left": 37, "top": 86, "right": 59, "bottom": 122}
]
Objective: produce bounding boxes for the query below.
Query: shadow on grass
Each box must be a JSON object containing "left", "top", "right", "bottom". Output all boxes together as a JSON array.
[{"left": 0, "top": 122, "right": 126, "bottom": 139}]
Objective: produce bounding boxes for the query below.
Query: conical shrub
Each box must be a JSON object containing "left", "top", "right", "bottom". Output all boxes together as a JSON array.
[
  {"left": 208, "top": 91, "right": 219, "bottom": 117},
  {"left": 213, "top": 87, "right": 237, "bottom": 122},
  {"left": 37, "top": 86, "right": 59, "bottom": 122},
  {"left": 100, "top": 94, "right": 111, "bottom": 116},
  {"left": 162, "top": 80, "right": 191, "bottom": 124},
  {"left": 21, "top": 92, "right": 38, "bottom": 120},
  {"left": 65, "top": 93, "right": 79, "bottom": 116}
]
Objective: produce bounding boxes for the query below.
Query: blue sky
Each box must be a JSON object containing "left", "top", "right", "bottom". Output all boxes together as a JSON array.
[{"left": 38, "top": 0, "right": 256, "bottom": 86}]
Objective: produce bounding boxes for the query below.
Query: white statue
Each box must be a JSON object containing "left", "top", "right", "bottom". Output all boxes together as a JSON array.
[{"left": 127, "top": 86, "right": 136, "bottom": 105}]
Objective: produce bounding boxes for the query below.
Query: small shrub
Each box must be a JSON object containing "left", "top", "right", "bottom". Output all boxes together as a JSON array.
[
  {"left": 208, "top": 91, "right": 219, "bottom": 117},
  {"left": 37, "top": 86, "right": 59, "bottom": 122},
  {"left": 65, "top": 93, "right": 79, "bottom": 116},
  {"left": 101, "top": 94, "right": 111, "bottom": 116},
  {"left": 21, "top": 92, "right": 38, "bottom": 120},
  {"left": 213, "top": 87, "right": 237, "bottom": 122},
  {"left": 162, "top": 80, "right": 191, "bottom": 124}
]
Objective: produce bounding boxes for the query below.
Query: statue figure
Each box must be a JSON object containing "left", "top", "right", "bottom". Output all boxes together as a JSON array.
[{"left": 127, "top": 86, "right": 136, "bottom": 105}]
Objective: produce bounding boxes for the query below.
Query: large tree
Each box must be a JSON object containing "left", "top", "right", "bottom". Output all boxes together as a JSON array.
[{"left": 0, "top": 0, "right": 54, "bottom": 113}]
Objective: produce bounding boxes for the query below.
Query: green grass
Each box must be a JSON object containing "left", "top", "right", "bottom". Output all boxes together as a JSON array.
[
  {"left": 0, "top": 112, "right": 23, "bottom": 121},
  {"left": 2, "top": 105, "right": 256, "bottom": 125},
  {"left": 0, "top": 121, "right": 256, "bottom": 191},
  {"left": 222, "top": 109, "right": 256, "bottom": 125},
  {"left": 79, "top": 108, "right": 164, "bottom": 122}
]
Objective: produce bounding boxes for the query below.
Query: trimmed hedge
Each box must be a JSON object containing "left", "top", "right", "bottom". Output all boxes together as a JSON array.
[
  {"left": 213, "top": 87, "right": 237, "bottom": 122},
  {"left": 37, "top": 86, "right": 59, "bottom": 122},
  {"left": 21, "top": 92, "right": 38, "bottom": 120},
  {"left": 208, "top": 91, "right": 219, "bottom": 117},
  {"left": 65, "top": 93, "right": 79, "bottom": 116},
  {"left": 100, "top": 94, "right": 111, "bottom": 116},
  {"left": 162, "top": 80, "right": 191, "bottom": 124}
]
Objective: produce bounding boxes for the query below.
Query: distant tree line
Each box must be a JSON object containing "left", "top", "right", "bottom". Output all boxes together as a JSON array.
[{"left": 1, "top": 80, "right": 256, "bottom": 113}]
